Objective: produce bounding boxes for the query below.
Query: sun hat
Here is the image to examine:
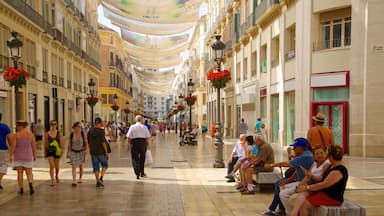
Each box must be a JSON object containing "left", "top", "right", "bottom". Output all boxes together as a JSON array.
[{"left": 312, "top": 113, "right": 325, "bottom": 123}]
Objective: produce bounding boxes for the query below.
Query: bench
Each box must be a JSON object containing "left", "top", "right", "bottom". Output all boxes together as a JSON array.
[
  {"left": 255, "top": 170, "right": 281, "bottom": 192},
  {"left": 311, "top": 199, "right": 366, "bottom": 216}
]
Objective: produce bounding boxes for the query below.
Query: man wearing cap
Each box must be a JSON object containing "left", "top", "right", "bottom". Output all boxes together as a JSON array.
[
  {"left": 126, "top": 115, "right": 151, "bottom": 179},
  {"left": 307, "top": 113, "right": 335, "bottom": 149},
  {"left": 87, "top": 117, "right": 109, "bottom": 189},
  {"left": 269, "top": 138, "right": 314, "bottom": 215}
]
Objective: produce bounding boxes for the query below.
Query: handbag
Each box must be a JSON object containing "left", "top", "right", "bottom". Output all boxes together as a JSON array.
[
  {"left": 49, "top": 139, "right": 62, "bottom": 156},
  {"left": 145, "top": 150, "right": 153, "bottom": 165},
  {"left": 105, "top": 138, "right": 112, "bottom": 153}
]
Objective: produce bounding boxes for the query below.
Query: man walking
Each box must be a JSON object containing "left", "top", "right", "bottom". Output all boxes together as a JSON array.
[
  {"left": 239, "top": 118, "right": 248, "bottom": 135},
  {"left": 33, "top": 119, "right": 44, "bottom": 151},
  {"left": 87, "top": 117, "right": 109, "bottom": 189},
  {"left": 0, "top": 113, "right": 12, "bottom": 191},
  {"left": 126, "top": 115, "right": 151, "bottom": 179}
]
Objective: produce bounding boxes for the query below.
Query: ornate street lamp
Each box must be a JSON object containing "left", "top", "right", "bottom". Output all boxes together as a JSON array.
[
  {"left": 87, "top": 78, "right": 96, "bottom": 127},
  {"left": 125, "top": 100, "right": 129, "bottom": 122},
  {"left": 173, "top": 101, "right": 178, "bottom": 134},
  {"left": 113, "top": 93, "right": 118, "bottom": 137},
  {"left": 211, "top": 35, "right": 226, "bottom": 168},
  {"left": 178, "top": 93, "right": 184, "bottom": 138},
  {"left": 6, "top": 32, "right": 23, "bottom": 121},
  {"left": 187, "top": 78, "right": 195, "bottom": 131}
]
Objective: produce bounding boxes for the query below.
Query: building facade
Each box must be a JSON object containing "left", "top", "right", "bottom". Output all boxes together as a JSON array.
[
  {"left": 143, "top": 95, "right": 168, "bottom": 120},
  {"left": 0, "top": 0, "right": 101, "bottom": 134},
  {"left": 99, "top": 26, "right": 133, "bottom": 124},
  {"left": 200, "top": 0, "right": 384, "bottom": 157}
]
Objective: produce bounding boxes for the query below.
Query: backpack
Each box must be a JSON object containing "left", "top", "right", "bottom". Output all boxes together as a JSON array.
[{"left": 70, "top": 131, "right": 86, "bottom": 152}]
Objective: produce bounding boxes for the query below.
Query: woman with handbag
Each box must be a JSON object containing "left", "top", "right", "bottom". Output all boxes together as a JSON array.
[
  {"left": 67, "top": 122, "right": 88, "bottom": 187},
  {"left": 45, "top": 120, "right": 63, "bottom": 186},
  {"left": 10, "top": 120, "right": 36, "bottom": 195}
]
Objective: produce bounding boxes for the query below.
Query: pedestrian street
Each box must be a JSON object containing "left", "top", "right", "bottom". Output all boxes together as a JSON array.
[{"left": 0, "top": 133, "right": 384, "bottom": 216}]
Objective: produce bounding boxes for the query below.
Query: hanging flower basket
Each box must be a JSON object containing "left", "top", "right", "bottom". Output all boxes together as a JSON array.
[
  {"left": 123, "top": 108, "right": 131, "bottom": 113},
  {"left": 85, "top": 96, "right": 99, "bottom": 107},
  {"left": 177, "top": 104, "right": 185, "bottom": 111},
  {"left": 207, "top": 70, "right": 231, "bottom": 89},
  {"left": 3, "top": 66, "right": 29, "bottom": 89},
  {"left": 184, "top": 95, "right": 197, "bottom": 106},
  {"left": 111, "top": 104, "right": 120, "bottom": 111}
]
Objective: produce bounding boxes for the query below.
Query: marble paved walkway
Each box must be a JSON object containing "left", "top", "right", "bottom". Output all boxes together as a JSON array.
[{"left": 0, "top": 132, "right": 384, "bottom": 215}]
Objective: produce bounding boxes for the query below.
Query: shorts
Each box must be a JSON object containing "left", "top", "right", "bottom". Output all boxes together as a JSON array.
[
  {"left": 307, "top": 191, "right": 342, "bottom": 207},
  {"left": 0, "top": 150, "right": 8, "bottom": 174},
  {"left": 46, "top": 150, "right": 61, "bottom": 159},
  {"left": 35, "top": 135, "right": 43, "bottom": 141},
  {"left": 91, "top": 154, "right": 108, "bottom": 173}
]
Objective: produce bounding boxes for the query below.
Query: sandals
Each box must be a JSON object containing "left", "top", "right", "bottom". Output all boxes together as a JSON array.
[
  {"left": 71, "top": 183, "right": 77, "bottom": 187},
  {"left": 241, "top": 190, "right": 255, "bottom": 195}
]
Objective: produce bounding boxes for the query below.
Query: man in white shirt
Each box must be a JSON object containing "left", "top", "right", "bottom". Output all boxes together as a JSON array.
[
  {"left": 126, "top": 115, "right": 151, "bottom": 179},
  {"left": 225, "top": 134, "right": 246, "bottom": 182}
]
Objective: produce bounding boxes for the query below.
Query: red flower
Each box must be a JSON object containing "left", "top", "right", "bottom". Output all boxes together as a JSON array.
[
  {"left": 177, "top": 104, "right": 185, "bottom": 111},
  {"left": 3, "top": 66, "right": 29, "bottom": 88},
  {"left": 184, "top": 95, "right": 197, "bottom": 106},
  {"left": 207, "top": 70, "right": 231, "bottom": 89},
  {"left": 111, "top": 104, "right": 120, "bottom": 111},
  {"left": 85, "top": 96, "right": 99, "bottom": 107}
]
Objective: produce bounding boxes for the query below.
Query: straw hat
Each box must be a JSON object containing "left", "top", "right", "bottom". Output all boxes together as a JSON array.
[{"left": 312, "top": 113, "right": 325, "bottom": 123}]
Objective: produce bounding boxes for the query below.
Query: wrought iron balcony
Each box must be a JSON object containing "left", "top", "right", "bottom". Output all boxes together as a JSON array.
[
  {"left": 254, "top": 0, "right": 280, "bottom": 23},
  {"left": 42, "top": 71, "right": 48, "bottom": 83},
  {"left": 67, "top": 80, "right": 72, "bottom": 89},
  {"left": 51, "top": 74, "right": 58, "bottom": 85}
]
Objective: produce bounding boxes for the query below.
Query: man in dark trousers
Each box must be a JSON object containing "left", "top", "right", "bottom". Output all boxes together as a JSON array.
[
  {"left": 126, "top": 115, "right": 151, "bottom": 179},
  {"left": 88, "top": 117, "right": 109, "bottom": 189}
]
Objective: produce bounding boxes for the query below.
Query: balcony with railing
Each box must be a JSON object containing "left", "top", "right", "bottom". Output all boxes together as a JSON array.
[
  {"left": 59, "top": 77, "right": 64, "bottom": 87},
  {"left": 67, "top": 80, "right": 72, "bottom": 89},
  {"left": 285, "top": 50, "right": 296, "bottom": 61},
  {"left": 42, "top": 71, "right": 48, "bottom": 83},
  {"left": 254, "top": 0, "right": 280, "bottom": 23},
  {"left": 51, "top": 75, "right": 58, "bottom": 85},
  {"left": 312, "top": 38, "right": 351, "bottom": 52}
]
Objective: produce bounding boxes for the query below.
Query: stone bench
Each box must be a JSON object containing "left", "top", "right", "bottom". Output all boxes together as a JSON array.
[
  {"left": 255, "top": 171, "right": 281, "bottom": 192},
  {"left": 311, "top": 199, "right": 366, "bottom": 216}
]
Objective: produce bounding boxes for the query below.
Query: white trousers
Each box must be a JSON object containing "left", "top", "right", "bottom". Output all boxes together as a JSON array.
[{"left": 279, "top": 181, "right": 300, "bottom": 215}]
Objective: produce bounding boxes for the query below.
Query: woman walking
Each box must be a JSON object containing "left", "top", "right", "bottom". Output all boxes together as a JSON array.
[
  {"left": 45, "top": 120, "right": 63, "bottom": 186},
  {"left": 67, "top": 122, "right": 88, "bottom": 187},
  {"left": 10, "top": 121, "right": 36, "bottom": 195}
]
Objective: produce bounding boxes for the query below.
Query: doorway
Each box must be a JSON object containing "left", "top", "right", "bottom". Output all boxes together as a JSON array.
[
  {"left": 311, "top": 102, "right": 348, "bottom": 152},
  {"left": 44, "top": 96, "right": 50, "bottom": 131}
]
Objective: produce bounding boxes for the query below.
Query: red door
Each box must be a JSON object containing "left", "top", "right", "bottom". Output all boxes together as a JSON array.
[{"left": 311, "top": 102, "right": 348, "bottom": 153}]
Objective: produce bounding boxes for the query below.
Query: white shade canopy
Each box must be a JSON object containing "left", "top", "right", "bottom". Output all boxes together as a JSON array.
[{"left": 100, "top": 0, "right": 204, "bottom": 96}]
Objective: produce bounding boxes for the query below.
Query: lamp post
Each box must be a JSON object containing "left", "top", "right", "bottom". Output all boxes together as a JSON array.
[
  {"left": 113, "top": 93, "right": 118, "bottom": 137},
  {"left": 174, "top": 101, "right": 178, "bottom": 134},
  {"left": 178, "top": 93, "right": 184, "bottom": 138},
  {"left": 88, "top": 78, "right": 96, "bottom": 127},
  {"left": 7, "top": 32, "right": 23, "bottom": 121},
  {"left": 125, "top": 101, "right": 129, "bottom": 123},
  {"left": 211, "top": 35, "right": 226, "bottom": 168},
  {"left": 187, "top": 78, "right": 195, "bottom": 132}
]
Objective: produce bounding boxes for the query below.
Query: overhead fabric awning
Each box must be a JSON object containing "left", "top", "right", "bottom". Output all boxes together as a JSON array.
[{"left": 100, "top": 0, "right": 204, "bottom": 96}]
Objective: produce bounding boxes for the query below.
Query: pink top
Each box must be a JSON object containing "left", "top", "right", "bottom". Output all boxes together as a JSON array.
[{"left": 14, "top": 137, "right": 33, "bottom": 162}]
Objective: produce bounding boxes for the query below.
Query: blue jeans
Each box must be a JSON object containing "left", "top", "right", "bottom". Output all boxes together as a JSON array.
[
  {"left": 91, "top": 154, "right": 108, "bottom": 173},
  {"left": 268, "top": 178, "right": 286, "bottom": 211},
  {"left": 227, "top": 156, "right": 239, "bottom": 175}
]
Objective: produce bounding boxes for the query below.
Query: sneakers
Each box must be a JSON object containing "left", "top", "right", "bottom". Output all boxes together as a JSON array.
[
  {"left": 96, "top": 181, "right": 104, "bottom": 189},
  {"left": 261, "top": 209, "right": 275, "bottom": 215}
]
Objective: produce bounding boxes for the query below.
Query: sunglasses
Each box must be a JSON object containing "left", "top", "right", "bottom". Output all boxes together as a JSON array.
[{"left": 51, "top": 123, "right": 57, "bottom": 125}]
